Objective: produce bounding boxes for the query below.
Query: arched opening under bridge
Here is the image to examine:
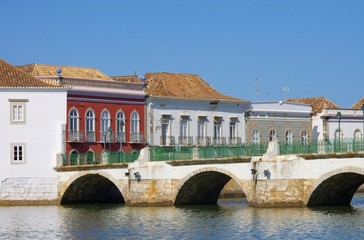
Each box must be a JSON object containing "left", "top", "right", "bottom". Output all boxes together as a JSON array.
[
  {"left": 307, "top": 172, "right": 364, "bottom": 207},
  {"left": 174, "top": 170, "right": 245, "bottom": 205},
  {"left": 61, "top": 174, "right": 124, "bottom": 205}
]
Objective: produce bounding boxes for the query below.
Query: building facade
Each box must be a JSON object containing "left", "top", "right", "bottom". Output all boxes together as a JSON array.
[
  {"left": 0, "top": 59, "right": 68, "bottom": 203},
  {"left": 245, "top": 101, "right": 312, "bottom": 144}
]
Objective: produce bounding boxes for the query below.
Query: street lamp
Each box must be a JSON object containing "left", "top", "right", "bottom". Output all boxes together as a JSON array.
[
  {"left": 336, "top": 111, "right": 342, "bottom": 151},
  {"left": 108, "top": 127, "right": 113, "bottom": 152}
]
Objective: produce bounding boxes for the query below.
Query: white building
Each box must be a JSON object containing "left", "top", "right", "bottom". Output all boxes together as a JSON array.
[
  {"left": 0, "top": 59, "right": 68, "bottom": 203},
  {"left": 125, "top": 72, "right": 250, "bottom": 147},
  {"left": 287, "top": 97, "right": 364, "bottom": 141}
]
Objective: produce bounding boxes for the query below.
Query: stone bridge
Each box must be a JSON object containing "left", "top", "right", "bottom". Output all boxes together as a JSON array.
[{"left": 57, "top": 143, "right": 364, "bottom": 207}]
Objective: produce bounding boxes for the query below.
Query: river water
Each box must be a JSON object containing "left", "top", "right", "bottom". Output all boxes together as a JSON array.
[{"left": 1, "top": 194, "right": 364, "bottom": 240}]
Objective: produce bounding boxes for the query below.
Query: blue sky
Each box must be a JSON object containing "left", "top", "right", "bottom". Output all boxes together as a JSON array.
[{"left": 1, "top": 0, "right": 363, "bottom": 107}]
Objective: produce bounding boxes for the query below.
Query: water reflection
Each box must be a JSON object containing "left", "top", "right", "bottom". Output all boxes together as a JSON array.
[{"left": 1, "top": 194, "right": 364, "bottom": 239}]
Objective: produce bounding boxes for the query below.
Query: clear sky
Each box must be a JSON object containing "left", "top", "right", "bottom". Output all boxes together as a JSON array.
[{"left": 1, "top": 0, "right": 363, "bottom": 108}]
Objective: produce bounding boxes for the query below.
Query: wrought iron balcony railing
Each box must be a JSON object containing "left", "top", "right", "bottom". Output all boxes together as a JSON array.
[
  {"left": 178, "top": 136, "right": 194, "bottom": 146},
  {"left": 130, "top": 132, "right": 145, "bottom": 143},
  {"left": 68, "top": 130, "right": 84, "bottom": 142}
]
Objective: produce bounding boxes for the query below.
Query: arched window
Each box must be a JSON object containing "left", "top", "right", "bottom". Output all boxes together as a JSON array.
[
  {"left": 301, "top": 130, "right": 308, "bottom": 143},
  {"left": 69, "top": 108, "right": 79, "bottom": 131},
  {"left": 101, "top": 109, "right": 111, "bottom": 142},
  {"left": 85, "top": 109, "right": 95, "bottom": 142},
  {"left": 86, "top": 150, "right": 95, "bottom": 165},
  {"left": 285, "top": 130, "right": 293, "bottom": 143},
  {"left": 69, "top": 150, "right": 79, "bottom": 166},
  {"left": 130, "top": 111, "right": 140, "bottom": 142},
  {"left": 68, "top": 108, "right": 82, "bottom": 141},
  {"left": 269, "top": 129, "right": 276, "bottom": 142},
  {"left": 116, "top": 111, "right": 125, "bottom": 143},
  {"left": 354, "top": 129, "right": 362, "bottom": 140},
  {"left": 252, "top": 129, "right": 260, "bottom": 144}
]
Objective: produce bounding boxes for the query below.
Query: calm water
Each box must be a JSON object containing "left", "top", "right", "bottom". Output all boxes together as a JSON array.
[{"left": 1, "top": 194, "right": 364, "bottom": 240}]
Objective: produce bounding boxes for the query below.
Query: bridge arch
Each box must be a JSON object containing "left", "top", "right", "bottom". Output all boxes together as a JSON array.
[
  {"left": 60, "top": 171, "right": 125, "bottom": 204},
  {"left": 306, "top": 166, "right": 364, "bottom": 207},
  {"left": 173, "top": 166, "right": 248, "bottom": 205}
]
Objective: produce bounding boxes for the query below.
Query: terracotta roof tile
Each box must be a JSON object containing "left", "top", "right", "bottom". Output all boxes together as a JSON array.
[
  {"left": 113, "top": 72, "right": 247, "bottom": 101},
  {"left": 0, "top": 59, "right": 57, "bottom": 88},
  {"left": 17, "top": 63, "right": 112, "bottom": 80},
  {"left": 350, "top": 98, "right": 364, "bottom": 109},
  {"left": 111, "top": 75, "right": 140, "bottom": 83},
  {"left": 286, "top": 97, "right": 340, "bottom": 114}
]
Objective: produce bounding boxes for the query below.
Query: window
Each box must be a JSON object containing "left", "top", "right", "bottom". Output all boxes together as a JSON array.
[
  {"left": 11, "top": 143, "right": 26, "bottom": 164},
  {"left": 116, "top": 111, "right": 125, "bottom": 143},
  {"left": 101, "top": 109, "right": 111, "bottom": 142},
  {"left": 197, "top": 117, "right": 207, "bottom": 138},
  {"left": 69, "top": 108, "right": 82, "bottom": 142},
  {"left": 229, "top": 120, "right": 237, "bottom": 139},
  {"left": 85, "top": 109, "right": 95, "bottom": 142},
  {"left": 301, "top": 130, "right": 308, "bottom": 143},
  {"left": 285, "top": 130, "right": 293, "bottom": 143},
  {"left": 252, "top": 129, "right": 260, "bottom": 144},
  {"left": 354, "top": 129, "right": 362, "bottom": 140},
  {"left": 269, "top": 129, "right": 276, "bottom": 142},
  {"left": 180, "top": 116, "right": 190, "bottom": 145},
  {"left": 9, "top": 99, "right": 28, "bottom": 124},
  {"left": 131, "top": 111, "right": 140, "bottom": 142},
  {"left": 213, "top": 117, "right": 223, "bottom": 144},
  {"left": 161, "top": 114, "right": 172, "bottom": 145}
]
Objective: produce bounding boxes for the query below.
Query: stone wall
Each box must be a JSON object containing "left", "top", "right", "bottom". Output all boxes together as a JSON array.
[
  {"left": 247, "top": 179, "right": 316, "bottom": 207},
  {"left": 127, "top": 179, "right": 178, "bottom": 206},
  {"left": 0, "top": 178, "right": 59, "bottom": 205}
]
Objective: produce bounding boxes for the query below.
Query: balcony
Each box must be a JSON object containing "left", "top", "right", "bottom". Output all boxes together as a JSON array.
[
  {"left": 196, "top": 136, "right": 211, "bottom": 146},
  {"left": 178, "top": 136, "right": 193, "bottom": 146},
  {"left": 68, "top": 131, "right": 84, "bottom": 142},
  {"left": 116, "top": 132, "right": 126, "bottom": 143},
  {"left": 130, "top": 132, "right": 145, "bottom": 143},
  {"left": 228, "top": 137, "right": 242, "bottom": 145},
  {"left": 160, "top": 136, "right": 176, "bottom": 146},
  {"left": 100, "top": 131, "right": 115, "bottom": 143},
  {"left": 212, "top": 137, "right": 226, "bottom": 145},
  {"left": 85, "top": 131, "right": 95, "bottom": 142}
]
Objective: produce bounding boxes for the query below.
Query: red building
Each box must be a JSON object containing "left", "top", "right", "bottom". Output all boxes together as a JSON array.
[{"left": 18, "top": 64, "right": 146, "bottom": 162}]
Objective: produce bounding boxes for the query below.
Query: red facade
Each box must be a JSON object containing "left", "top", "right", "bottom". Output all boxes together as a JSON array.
[{"left": 65, "top": 91, "right": 145, "bottom": 154}]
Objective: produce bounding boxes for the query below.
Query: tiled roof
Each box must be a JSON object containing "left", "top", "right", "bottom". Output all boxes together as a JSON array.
[
  {"left": 0, "top": 59, "right": 57, "bottom": 88},
  {"left": 113, "top": 72, "right": 246, "bottom": 101},
  {"left": 17, "top": 63, "right": 112, "bottom": 80},
  {"left": 286, "top": 97, "right": 340, "bottom": 114},
  {"left": 350, "top": 98, "right": 364, "bottom": 109},
  {"left": 111, "top": 75, "right": 141, "bottom": 83}
]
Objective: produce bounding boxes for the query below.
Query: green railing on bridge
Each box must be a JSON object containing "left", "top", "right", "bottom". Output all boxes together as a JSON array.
[
  {"left": 60, "top": 150, "right": 140, "bottom": 166},
  {"left": 150, "top": 138, "right": 364, "bottom": 162},
  {"left": 59, "top": 138, "right": 364, "bottom": 165}
]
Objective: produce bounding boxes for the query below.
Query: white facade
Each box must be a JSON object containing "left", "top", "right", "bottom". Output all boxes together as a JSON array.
[
  {"left": 313, "top": 108, "right": 364, "bottom": 141},
  {"left": 0, "top": 89, "right": 67, "bottom": 179},
  {"left": 147, "top": 96, "right": 250, "bottom": 146}
]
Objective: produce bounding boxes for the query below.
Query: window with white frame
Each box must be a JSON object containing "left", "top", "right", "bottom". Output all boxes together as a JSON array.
[
  {"left": 85, "top": 109, "right": 95, "bottom": 142},
  {"left": 285, "top": 130, "right": 293, "bottom": 143},
  {"left": 197, "top": 117, "right": 207, "bottom": 138},
  {"left": 116, "top": 111, "right": 125, "bottom": 142},
  {"left": 180, "top": 116, "right": 189, "bottom": 145},
  {"left": 229, "top": 118, "right": 238, "bottom": 139},
  {"left": 131, "top": 111, "right": 140, "bottom": 142},
  {"left": 69, "top": 108, "right": 81, "bottom": 141},
  {"left": 269, "top": 129, "right": 276, "bottom": 142},
  {"left": 213, "top": 117, "right": 222, "bottom": 143},
  {"left": 252, "top": 129, "right": 260, "bottom": 144},
  {"left": 9, "top": 99, "right": 28, "bottom": 124},
  {"left": 11, "top": 143, "right": 26, "bottom": 164},
  {"left": 101, "top": 109, "right": 111, "bottom": 142},
  {"left": 301, "top": 130, "right": 308, "bottom": 143}
]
